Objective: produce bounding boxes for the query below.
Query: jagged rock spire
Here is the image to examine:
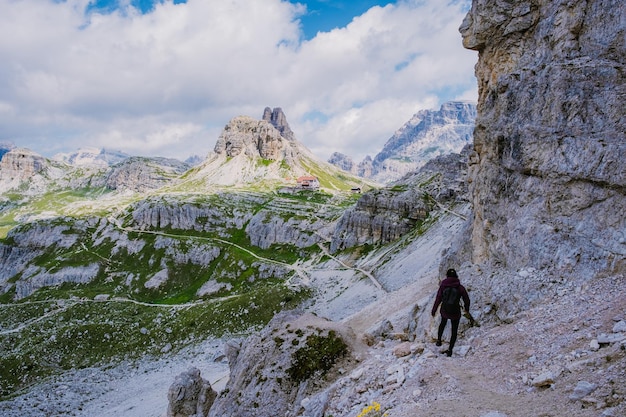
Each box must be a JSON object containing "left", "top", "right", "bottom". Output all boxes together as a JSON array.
[{"left": 262, "top": 107, "right": 295, "bottom": 142}]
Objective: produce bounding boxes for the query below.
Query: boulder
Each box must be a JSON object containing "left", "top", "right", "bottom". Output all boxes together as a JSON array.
[{"left": 167, "top": 367, "right": 217, "bottom": 417}]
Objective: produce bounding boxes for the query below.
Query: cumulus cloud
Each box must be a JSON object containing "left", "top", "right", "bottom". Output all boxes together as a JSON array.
[{"left": 0, "top": 0, "right": 476, "bottom": 162}]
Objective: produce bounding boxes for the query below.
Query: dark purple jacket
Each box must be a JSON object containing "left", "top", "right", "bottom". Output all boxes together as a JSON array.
[{"left": 431, "top": 276, "right": 470, "bottom": 320}]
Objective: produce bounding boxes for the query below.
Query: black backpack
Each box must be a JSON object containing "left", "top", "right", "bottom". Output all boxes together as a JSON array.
[{"left": 441, "top": 286, "right": 460, "bottom": 314}]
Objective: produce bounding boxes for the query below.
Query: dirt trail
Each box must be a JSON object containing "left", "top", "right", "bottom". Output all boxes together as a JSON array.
[
  {"left": 396, "top": 281, "right": 626, "bottom": 417},
  {"left": 342, "top": 279, "right": 432, "bottom": 336}
]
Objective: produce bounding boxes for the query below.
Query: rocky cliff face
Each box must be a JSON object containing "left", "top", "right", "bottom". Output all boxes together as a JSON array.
[
  {"left": 206, "top": 311, "right": 359, "bottom": 417},
  {"left": 213, "top": 115, "right": 300, "bottom": 163},
  {"left": 459, "top": 0, "right": 625, "bottom": 278},
  {"left": 105, "top": 157, "right": 190, "bottom": 192},
  {"left": 331, "top": 146, "right": 471, "bottom": 253},
  {"left": 262, "top": 107, "right": 296, "bottom": 142},
  {"left": 0, "top": 148, "right": 70, "bottom": 195},
  {"left": 0, "top": 148, "right": 47, "bottom": 181}
]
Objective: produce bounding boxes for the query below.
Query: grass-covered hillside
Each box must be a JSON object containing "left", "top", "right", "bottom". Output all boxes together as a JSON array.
[{"left": 0, "top": 181, "right": 368, "bottom": 399}]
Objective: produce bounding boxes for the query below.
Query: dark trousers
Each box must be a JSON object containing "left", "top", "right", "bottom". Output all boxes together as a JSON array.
[{"left": 437, "top": 317, "right": 460, "bottom": 351}]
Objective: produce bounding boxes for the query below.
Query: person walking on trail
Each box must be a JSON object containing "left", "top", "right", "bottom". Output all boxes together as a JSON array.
[{"left": 431, "top": 268, "right": 470, "bottom": 357}]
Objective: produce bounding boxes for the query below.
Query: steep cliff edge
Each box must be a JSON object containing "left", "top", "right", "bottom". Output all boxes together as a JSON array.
[{"left": 460, "top": 0, "right": 625, "bottom": 278}]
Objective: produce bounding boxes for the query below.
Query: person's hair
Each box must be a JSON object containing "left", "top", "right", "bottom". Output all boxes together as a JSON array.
[{"left": 446, "top": 268, "right": 458, "bottom": 278}]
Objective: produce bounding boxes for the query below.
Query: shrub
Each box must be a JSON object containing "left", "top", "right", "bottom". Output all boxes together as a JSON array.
[{"left": 286, "top": 330, "right": 348, "bottom": 383}]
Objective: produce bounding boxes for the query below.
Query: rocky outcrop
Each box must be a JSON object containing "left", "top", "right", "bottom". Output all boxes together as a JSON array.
[
  {"left": 128, "top": 198, "right": 251, "bottom": 232},
  {"left": 15, "top": 264, "right": 100, "bottom": 300},
  {"left": 366, "top": 101, "right": 476, "bottom": 183},
  {"left": 207, "top": 311, "right": 360, "bottom": 417},
  {"left": 0, "top": 244, "right": 38, "bottom": 295},
  {"left": 262, "top": 107, "right": 296, "bottom": 142},
  {"left": 195, "top": 107, "right": 368, "bottom": 190},
  {"left": 0, "top": 148, "right": 47, "bottom": 181},
  {"left": 0, "top": 218, "right": 101, "bottom": 298},
  {"left": 105, "top": 157, "right": 189, "bottom": 192},
  {"left": 327, "top": 152, "right": 357, "bottom": 174},
  {"left": 167, "top": 367, "right": 217, "bottom": 417},
  {"left": 459, "top": 0, "right": 625, "bottom": 278},
  {"left": 331, "top": 147, "right": 471, "bottom": 252},
  {"left": 214, "top": 115, "right": 300, "bottom": 163},
  {"left": 128, "top": 192, "right": 334, "bottom": 250},
  {"left": 245, "top": 205, "right": 330, "bottom": 249}
]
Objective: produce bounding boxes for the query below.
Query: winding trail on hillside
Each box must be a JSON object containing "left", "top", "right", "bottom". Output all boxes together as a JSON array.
[
  {"left": 316, "top": 242, "right": 386, "bottom": 292},
  {"left": 0, "top": 302, "right": 71, "bottom": 335},
  {"left": 106, "top": 218, "right": 312, "bottom": 284},
  {"left": 0, "top": 293, "right": 243, "bottom": 336},
  {"left": 106, "top": 215, "right": 388, "bottom": 291}
]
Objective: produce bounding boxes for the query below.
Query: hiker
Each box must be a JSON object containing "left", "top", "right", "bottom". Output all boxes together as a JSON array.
[{"left": 431, "top": 268, "right": 470, "bottom": 357}]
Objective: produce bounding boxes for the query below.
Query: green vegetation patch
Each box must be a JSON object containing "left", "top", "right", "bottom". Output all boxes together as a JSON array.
[
  {"left": 0, "top": 284, "right": 309, "bottom": 399},
  {"left": 388, "top": 184, "right": 408, "bottom": 192},
  {"left": 287, "top": 330, "right": 348, "bottom": 383}
]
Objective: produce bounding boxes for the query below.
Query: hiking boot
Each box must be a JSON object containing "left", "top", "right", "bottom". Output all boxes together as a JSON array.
[
  {"left": 445, "top": 350, "right": 452, "bottom": 357},
  {"left": 436, "top": 340, "right": 442, "bottom": 347}
]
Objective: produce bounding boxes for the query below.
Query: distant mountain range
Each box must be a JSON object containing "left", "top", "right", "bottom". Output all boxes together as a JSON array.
[
  {"left": 0, "top": 102, "right": 476, "bottom": 187},
  {"left": 328, "top": 101, "right": 476, "bottom": 183},
  {"left": 0, "top": 107, "right": 371, "bottom": 199},
  {"left": 53, "top": 147, "right": 131, "bottom": 168},
  {"left": 53, "top": 147, "right": 204, "bottom": 168}
]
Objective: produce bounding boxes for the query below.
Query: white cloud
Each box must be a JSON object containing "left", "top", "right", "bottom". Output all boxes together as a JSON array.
[{"left": 0, "top": 0, "right": 476, "bottom": 163}]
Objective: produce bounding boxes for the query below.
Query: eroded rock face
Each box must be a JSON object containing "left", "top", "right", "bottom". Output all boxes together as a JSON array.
[
  {"left": 166, "top": 367, "right": 217, "bottom": 417},
  {"left": 262, "top": 107, "right": 296, "bottom": 142},
  {"left": 369, "top": 101, "right": 476, "bottom": 183},
  {"left": 214, "top": 115, "right": 300, "bottom": 162},
  {"left": 208, "top": 311, "right": 359, "bottom": 417},
  {"left": 105, "top": 157, "right": 190, "bottom": 192},
  {"left": 0, "top": 148, "right": 47, "bottom": 181},
  {"left": 461, "top": 0, "right": 626, "bottom": 277},
  {"left": 331, "top": 147, "right": 471, "bottom": 252}
]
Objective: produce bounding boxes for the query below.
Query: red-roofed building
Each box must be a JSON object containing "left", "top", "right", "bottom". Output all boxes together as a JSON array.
[{"left": 296, "top": 175, "right": 320, "bottom": 190}]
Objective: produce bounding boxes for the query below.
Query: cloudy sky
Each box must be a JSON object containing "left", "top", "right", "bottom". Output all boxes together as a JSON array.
[{"left": 0, "top": 0, "right": 477, "bottom": 163}]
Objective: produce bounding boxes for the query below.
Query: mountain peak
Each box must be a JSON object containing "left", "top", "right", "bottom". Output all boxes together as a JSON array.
[
  {"left": 262, "top": 107, "right": 295, "bottom": 142},
  {"left": 199, "top": 110, "right": 369, "bottom": 191},
  {"left": 369, "top": 101, "right": 476, "bottom": 183},
  {"left": 213, "top": 115, "right": 300, "bottom": 163},
  {"left": 53, "top": 147, "right": 130, "bottom": 168}
]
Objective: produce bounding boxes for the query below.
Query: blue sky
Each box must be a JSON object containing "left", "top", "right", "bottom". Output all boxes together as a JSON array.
[
  {"left": 0, "top": 0, "right": 476, "bottom": 162},
  {"left": 88, "top": 1, "right": 394, "bottom": 40}
]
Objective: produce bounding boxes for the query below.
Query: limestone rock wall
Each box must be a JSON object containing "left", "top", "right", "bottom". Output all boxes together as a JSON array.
[
  {"left": 262, "top": 107, "right": 296, "bottom": 142},
  {"left": 0, "top": 148, "right": 46, "bottom": 181},
  {"left": 460, "top": 0, "right": 625, "bottom": 277},
  {"left": 105, "top": 157, "right": 189, "bottom": 192},
  {"left": 213, "top": 115, "right": 300, "bottom": 163},
  {"left": 331, "top": 147, "right": 471, "bottom": 253},
  {"left": 369, "top": 101, "right": 476, "bottom": 184}
]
